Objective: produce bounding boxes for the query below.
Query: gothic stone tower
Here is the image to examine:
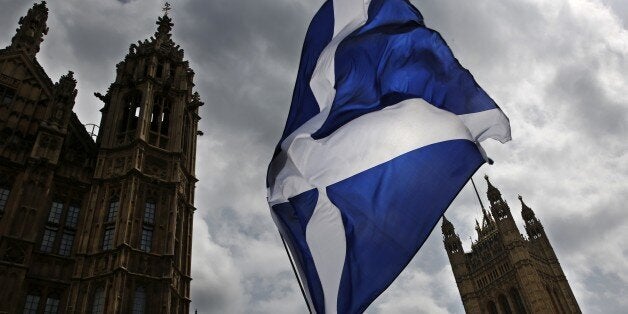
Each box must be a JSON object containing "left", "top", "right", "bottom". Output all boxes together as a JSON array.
[
  {"left": 67, "top": 12, "right": 202, "bottom": 314},
  {"left": 0, "top": 2, "right": 201, "bottom": 313},
  {"left": 0, "top": 2, "right": 97, "bottom": 313},
  {"left": 442, "top": 176, "right": 580, "bottom": 314}
]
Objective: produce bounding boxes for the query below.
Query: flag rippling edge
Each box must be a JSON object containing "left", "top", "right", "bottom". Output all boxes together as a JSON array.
[{"left": 267, "top": 0, "right": 511, "bottom": 313}]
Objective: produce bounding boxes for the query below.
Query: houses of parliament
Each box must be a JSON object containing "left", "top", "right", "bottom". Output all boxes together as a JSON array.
[
  {"left": 442, "top": 176, "right": 581, "bottom": 313},
  {"left": 0, "top": 2, "right": 201, "bottom": 313},
  {"left": 0, "top": 2, "right": 583, "bottom": 314}
]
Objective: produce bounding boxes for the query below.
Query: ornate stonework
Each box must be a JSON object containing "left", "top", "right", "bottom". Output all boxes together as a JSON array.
[
  {"left": 0, "top": 2, "right": 201, "bottom": 313},
  {"left": 443, "top": 177, "right": 580, "bottom": 314}
]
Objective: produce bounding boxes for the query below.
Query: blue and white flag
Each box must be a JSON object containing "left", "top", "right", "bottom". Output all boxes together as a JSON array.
[{"left": 267, "top": 0, "right": 510, "bottom": 313}]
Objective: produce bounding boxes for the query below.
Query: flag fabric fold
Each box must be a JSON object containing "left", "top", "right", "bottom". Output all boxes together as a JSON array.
[{"left": 267, "top": 0, "right": 510, "bottom": 313}]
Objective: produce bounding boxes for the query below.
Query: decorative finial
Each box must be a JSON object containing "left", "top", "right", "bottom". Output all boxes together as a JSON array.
[
  {"left": 9, "top": 1, "right": 49, "bottom": 57},
  {"left": 56, "top": 70, "right": 78, "bottom": 99},
  {"left": 519, "top": 195, "right": 530, "bottom": 209},
  {"left": 163, "top": 2, "right": 172, "bottom": 15}
]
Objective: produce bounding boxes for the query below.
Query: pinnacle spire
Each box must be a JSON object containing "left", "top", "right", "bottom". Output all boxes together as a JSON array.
[
  {"left": 56, "top": 71, "right": 77, "bottom": 99},
  {"left": 481, "top": 206, "right": 492, "bottom": 226},
  {"left": 155, "top": 3, "right": 174, "bottom": 38},
  {"left": 441, "top": 215, "right": 455, "bottom": 235},
  {"left": 9, "top": 1, "right": 49, "bottom": 57},
  {"left": 519, "top": 195, "right": 536, "bottom": 222},
  {"left": 484, "top": 175, "right": 502, "bottom": 204}
]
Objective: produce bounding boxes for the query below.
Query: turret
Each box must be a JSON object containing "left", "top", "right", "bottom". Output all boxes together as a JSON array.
[
  {"left": 485, "top": 176, "right": 521, "bottom": 244},
  {"left": 8, "top": 1, "right": 49, "bottom": 58},
  {"left": 30, "top": 71, "right": 77, "bottom": 164},
  {"left": 442, "top": 216, "right": 461, "bottom": 251},
  {"left": 485, "top": 175, "right": 505, "bottom": 208},
  {"left": 70, "top": 7, "right": 199, "bottom": 313},
  {"left": 44, "top": 71, "right": 77, "bottom": 131},
  {"left": 485, "top": 175, "right": 513, "bottom": 220},
  {"left": 520, "top": 195, "right": 545, "bottom": 240},
  {"left": 442, "top": 216, "right": 465, "bottom": 268},
  {"left": 519, "top": 197, "right": 581, "bottom": 312},
  {"left": 95, "top": 9, "right": 200, "bottom": 161}
]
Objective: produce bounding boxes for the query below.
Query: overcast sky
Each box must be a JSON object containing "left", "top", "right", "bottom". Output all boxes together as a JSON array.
[{"left": 1, "top": 0, "right": 627, "bottom": 313}]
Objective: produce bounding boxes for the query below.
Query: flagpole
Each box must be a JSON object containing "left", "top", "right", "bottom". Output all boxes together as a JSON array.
[
  {"left": 470, "top": 177, "right": 485, "bottom": 211},
  {"left": 279, "top": 234, "right": 312, "bottom": 313}
]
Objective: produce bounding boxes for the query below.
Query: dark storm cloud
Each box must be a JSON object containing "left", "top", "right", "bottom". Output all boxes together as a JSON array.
[
  {"left": 1, "top": 0, "right": 626, "bottom": 313},
  {"left": 171, "top": 0, "right": 321, "bottom": 150}
]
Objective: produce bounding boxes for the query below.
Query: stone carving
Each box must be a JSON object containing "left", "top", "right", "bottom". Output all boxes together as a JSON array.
[
  {"left": 144, "top": 156, "right": 167, "bottom": 179},
  {"left": 2, "top": 241, "right": 26, "bottom": 264}
]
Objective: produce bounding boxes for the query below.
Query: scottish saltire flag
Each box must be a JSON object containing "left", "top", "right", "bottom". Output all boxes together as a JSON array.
[{"left": 267, "top": 0, "right": 510, "bottom": 313}]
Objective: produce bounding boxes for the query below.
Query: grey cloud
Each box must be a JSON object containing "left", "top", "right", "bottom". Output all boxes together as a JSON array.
[
  {"left": 549, "top": 63, "right": 627, "bottom": 137},
  {"left": 1, "top": 0, "right": 626, "bottom": 313}
]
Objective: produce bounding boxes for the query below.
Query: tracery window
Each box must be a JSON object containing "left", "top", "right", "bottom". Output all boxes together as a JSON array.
[
  {"left": 143, "top": 201, "right": 155, "bottom": 224},
  {"left": 149, "top": 94, "right": 170, "bottom": 148},
  {"left": 48, "top": 202, "right": 63, "bottom": 224},
  {"left": 0, "top": 84, "right": 16, "bottom": 106},
  {"left": 0, "top": 186, "right": 11, "bottom": 218},
  {"left": 131, "top": 287, "right": 146, "bottom": 314},
  {"left": 43, "top": 294, "right": 60, "bottom": 314},
  {"left": 91, "top": 287, "right": 105, "bottom": 314},
  {"left": 23, "top": 293, "right": 40, "bottom": 314},
  {"left": 40, "top": 228, "right": 56, "bottom": 253},
  {"left": 40, "top": 197, "right": 81, "bottom": 256},
  {"left": 58, "top": 232, "right": 75, "bottom": 256},
  {"left": 118, "top": 91, "right": 142, "bottom": 143},
  {"left": 102, "top": 193, "right": 119, "bottom": 251},
  {"left": 140, "top": 200, "right": 156, "bottom": 252},
  {"left": 106, "top": 197, "right": 119, "bottom": 222},
  {"left": 102, "top": 226, "right": 115, "bottom": 251},
  {"left": 66, "top": 205, "right": 80, "bottom": 228}
]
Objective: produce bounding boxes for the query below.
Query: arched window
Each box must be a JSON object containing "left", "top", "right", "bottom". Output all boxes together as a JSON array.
[
  {"left": 0, "top": 84, "right": 16, "bottom": 106},
  {"left": 509, "top": 287, "right": 527, "bottom": 314},
  {"left": 44, "top": 293, "right": 60, "bottom": 314},
  {"left": 487, "top": 300, "right": 498, "bottom": 314},
  {"left": 0, "top": 184, "right": 10, "bottom": 218},
  {"left": 131, "top": 287, "right": 146, "bottom": 314},
  {"left": 91, "top": 287, "right": 105, "bottom": 314},
  {"left": 149, "top": 94, "right": 170, "bottom": 148},
  {"left": 156, "top": 63, "right": 164, "bottom": 78},
  {"left": 118, "top": 91, "right": 142, "bottom": 142},
  {"left": 499, "top": 294, "right": 513, "bottom": 314},
  {"left": 102, "top": 194, "right": 118, "bottom": 251},
  {"left": 106, "top": 196, "right": 119, "bottom": 223},
  {"left": 140, "top": 201, "right": 155, "bottom": 252}
]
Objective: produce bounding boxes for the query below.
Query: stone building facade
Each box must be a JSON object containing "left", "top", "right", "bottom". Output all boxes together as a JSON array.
[
  {"left": 0, "top": 2, "right": 202, "bottom": 313},
  {"left": 442, "top": 176, "right": 580, "bottom": 314}
]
